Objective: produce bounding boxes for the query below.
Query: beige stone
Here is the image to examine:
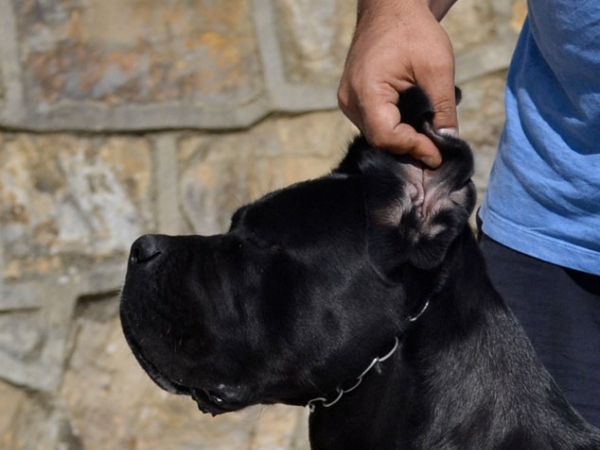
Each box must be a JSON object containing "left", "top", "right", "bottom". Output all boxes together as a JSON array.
[
  {"left": 0, "top": 379, "right": 80, "bottom": 450},
  {"left": 249, "top": 406, "right": 309, "bottom": 450},
  {"left": 179, "top": 110, "right": 357, "bottom": 235},
  {"left": 443, "top": 0, "right": 497, "bottom": 54},
  {"left": 0, "top": 0, "right": 521, "bottom": 448},
  {"left": 60, "top": 295, "right": 309, "bottom": 449},
  {"left": 15, "top": 0, "right": 263, "bottom": 108},
  {"left": 512, "top": 0, "right": 529, "bottom": 32},
  {"left": 457, "top": 70, "right": 508, "bottom": 224},
  {"left": 0, "top": 69, "right": 4, "bottom": 103},
  {"left": 274, "top": 0, "right": 355, "bottom": 84},
  {"left": 0, "top": 133, "right": 152, "bottom": 278},
  {"left": 0, "top": 380, "right": 28, "bottom": 449}
]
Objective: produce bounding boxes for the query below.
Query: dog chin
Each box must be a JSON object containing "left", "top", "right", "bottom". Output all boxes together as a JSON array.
[
  {"left": 127, "top": 341, "right": 188, "bottom": 396},
  {"left": 129, "top": 345, "right": 247, "bottom": 416},
  {"left": 189, "top": 388, "right": 248, "bottom": 416},
  {"left": 143, "top": 363, "right": 248, "bottom": 416}
]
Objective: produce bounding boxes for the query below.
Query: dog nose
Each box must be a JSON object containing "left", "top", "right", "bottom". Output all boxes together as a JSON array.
[{"left": 129, "top": 234, "right": 169, "bottom": 264}]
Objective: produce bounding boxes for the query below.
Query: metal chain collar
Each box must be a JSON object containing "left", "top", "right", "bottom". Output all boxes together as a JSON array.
[{"left": 306, "top": 299, "right": 429, "bottom": 412}]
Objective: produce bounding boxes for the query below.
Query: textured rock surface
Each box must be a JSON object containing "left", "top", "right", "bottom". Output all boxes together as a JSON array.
[
  {"left": 0, "top": 134, "right": 153, "bottom": 278},
  {"left": 273, "top": 0, "right": 355, "bottom": 84},
  {"left": 16, "top": 0, "right": 263, "bottom": 106},
  {"left": 180, "top": 110, "right": 356, "bottom": 235},
  {"left": 0, "top": 0, "right": 526, "bottom": 448},
  {"left": 60, "top": 293, "right": 310, "bottom": 450}
]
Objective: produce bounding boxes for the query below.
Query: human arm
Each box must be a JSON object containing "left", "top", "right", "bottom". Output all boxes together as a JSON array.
[{"left": 338, "top": 0, "right": 459, "bottom": 168}]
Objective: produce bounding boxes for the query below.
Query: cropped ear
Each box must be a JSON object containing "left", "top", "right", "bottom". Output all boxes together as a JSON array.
[{"left": 337, "top": 86, "right": 476, "bottom": 273}]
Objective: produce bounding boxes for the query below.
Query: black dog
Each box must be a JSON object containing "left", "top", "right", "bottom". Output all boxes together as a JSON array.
[{"left": 120, "top": 87, "right": 600, "bottom": 449}]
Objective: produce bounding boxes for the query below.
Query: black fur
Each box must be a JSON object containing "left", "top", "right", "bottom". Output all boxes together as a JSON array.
[{"left": 120, "top": 87, "right": 600, "bottom": 449}]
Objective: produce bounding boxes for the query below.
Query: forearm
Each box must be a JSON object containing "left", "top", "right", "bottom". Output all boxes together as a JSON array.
[
  {"left": 428, "top": 0, "right": 459, "bottom": 20},
  {"left": 357, "top": 0, "right": 459, "bottom": 22}
]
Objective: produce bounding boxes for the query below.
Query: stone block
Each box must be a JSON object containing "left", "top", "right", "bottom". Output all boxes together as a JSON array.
[
  {"left": 0, "top": 379, "right": 80, "bottom": 450},
  {"left": 0, "top": 310, "right": 42, "bottom": 361},
  {"left": 457, "top": 70, "right": 508, "bottom": 225},
  {"left": 4, "top": 0, "right": 267, "bottom": 130},
  {"left": 444, "top": 0, "right": 521, "bottom": 85},
  {"left": 0, "top": 131, "right": 152, "bottom": 393},
  {"left": 0, "top": 380, "right": 28, "bottom": 445},
  {"left": 60, "top": 294, "right": 308, "bottom": 449},
  {"left": 0, "top": 0, "right": 24, "bottom": 129},
  {"left": 443, "top": 0, "right": 498, "bottom": 54},
  {"left": 14, "top": 0, "right": 262, "bottom": 108},
  {"left": 0, "top": 133, "right": 153, "bottom": 280},
  {"left": 511, "top": 0, "right": 528, "bottom": 31},
  {"left": 0, "top": 66, "right": 4, "bottom": 104},
  {"left": 179, "top": 110, "right": 357, "bottom": 235},
  {"left": 444, "top": 0, "right": 526, "bottom": 53},
  {"left": 0, "top": 281, "right": 75, "bottom": 392},
  {"left": 273, "top": 0, "right": 355, "bottom": 85}
]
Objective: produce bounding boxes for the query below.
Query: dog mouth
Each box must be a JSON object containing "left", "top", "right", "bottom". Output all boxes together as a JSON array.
[
  {"left": 122, "top": 314, "right": 249, "bottom": 416},
  {"left": 130, "top": 341, "right": 246, "bottom": 415},
  {"left": 188, "top": 387, "right": 248, "bottom": 416}
]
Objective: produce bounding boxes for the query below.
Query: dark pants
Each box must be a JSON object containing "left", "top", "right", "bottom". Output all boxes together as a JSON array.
[{"left": 479, "top": 233, "right": 600, "bottom": 427}]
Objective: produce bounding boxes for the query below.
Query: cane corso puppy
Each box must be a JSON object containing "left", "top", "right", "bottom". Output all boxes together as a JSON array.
[{"left": 120, "top": 87, "right": 600, "bottom": 449}]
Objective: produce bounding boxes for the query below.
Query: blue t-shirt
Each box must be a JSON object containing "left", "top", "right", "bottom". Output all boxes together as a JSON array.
[{"left": 479, "top": 0, "right": 600, "bottom": 275}]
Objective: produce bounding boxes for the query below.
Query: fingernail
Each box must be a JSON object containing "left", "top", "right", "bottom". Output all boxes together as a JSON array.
[{"left": 438, "top": 127, "right": 459, "bottom": 138}]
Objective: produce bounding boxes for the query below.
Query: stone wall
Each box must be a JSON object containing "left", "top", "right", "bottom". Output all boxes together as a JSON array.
[{"left": 0, "top": 0, "right": 525, "bottom": 448}]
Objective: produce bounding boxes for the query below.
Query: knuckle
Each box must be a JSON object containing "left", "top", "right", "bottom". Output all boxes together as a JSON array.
[
  {"left": 367, "top": 130, "right": 392, "bottom": 150},
  {"left": 433, "top": 54, "right": 455, "bottom": 72},
  {"left": 433, "top": 97, "right": 456, "bottom": 115},
  {"left": 337, "top": 86, "right": 350, "bottom": 110},
  {"left": 369, "top": 128, "right": 414, "bottom": 154},
  {"left": 337, "top": 80, "right": 347, "bottom": 101},
  {"left": 337, "top": 78, "right": 363, "bottom": 116},
  {"left": 419, "top": 43, "right": 454, "bottom": 71}
]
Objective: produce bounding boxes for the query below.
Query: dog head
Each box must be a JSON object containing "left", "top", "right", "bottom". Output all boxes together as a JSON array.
[{"left": 120, "top": 87, "right": 476, "bottom": 415}]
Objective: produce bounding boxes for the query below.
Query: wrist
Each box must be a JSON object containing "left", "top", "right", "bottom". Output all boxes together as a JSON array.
[
  {"left": 428, "top": 0, "right": 458, "bottom": 20},
  {"left": 357, "top": 0, "right": 457, "bottom": 22}
]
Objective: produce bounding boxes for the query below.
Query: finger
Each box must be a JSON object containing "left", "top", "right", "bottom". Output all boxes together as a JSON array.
[
  {"left": 418, "top": 65, "right": 459, "bottom": 134},
  {"left": 360, "top": 97, "right": 443, "bottom": 168},
  {"left": 390, "top": 124, "right": 443, "bottom": 168}
]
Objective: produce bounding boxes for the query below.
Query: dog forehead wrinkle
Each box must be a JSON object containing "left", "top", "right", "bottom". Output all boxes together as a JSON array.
[{"left": 236, "top": 176, "right": 365, "bottom": 245}]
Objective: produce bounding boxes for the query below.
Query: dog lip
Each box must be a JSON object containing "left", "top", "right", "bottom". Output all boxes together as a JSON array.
[
  {"left": 190, "top": 387, "right": 247, "bottom": 416},
  {"left": 122, "top": 312, "right": 250, "bottom": 415},
  {"left": 129, "top": 345, "right": 191, "bottom": 396},
  {"left": 121, "top": 313, "right": 191, "bottom": 396},
  {"left": 127, "top": 347, "right": 238, "bottom": 416}
]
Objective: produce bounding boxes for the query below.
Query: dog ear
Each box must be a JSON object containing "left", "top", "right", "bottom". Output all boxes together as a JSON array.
[{"left": 337, "top": 86, "right": 476, "bottom": 273}]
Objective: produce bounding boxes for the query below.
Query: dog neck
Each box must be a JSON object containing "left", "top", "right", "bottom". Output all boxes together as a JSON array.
[
  {"left": 309, "top": 228, "right": 598, "bottom": 450},
  {"left": 306, "top": 296, "right": 430, "bottom": 412},
  {"left": 305, "top": 231, "right": 460, "bottom": 417}
]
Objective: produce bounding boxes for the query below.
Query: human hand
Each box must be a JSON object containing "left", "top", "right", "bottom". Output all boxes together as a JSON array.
[{"left": 338, "top": 0, "right": 458, "bottom": 168}]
